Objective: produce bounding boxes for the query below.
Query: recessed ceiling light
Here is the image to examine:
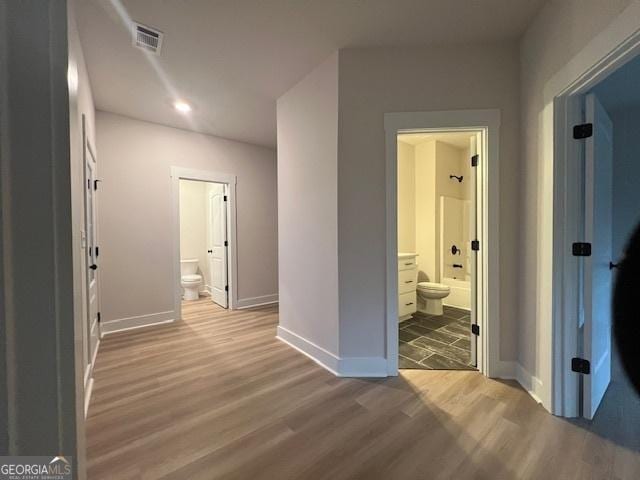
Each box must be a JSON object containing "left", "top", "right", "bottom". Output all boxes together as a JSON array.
[{"left": 174, "top": 101, "right": 192, "bottom": 113}]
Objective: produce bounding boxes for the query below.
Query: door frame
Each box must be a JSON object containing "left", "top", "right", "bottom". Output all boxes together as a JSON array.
[
  {"left": 170, "top": 167, "right": 238, "bottom": 319},
  {"left": 384, "top": 109, "right": 502, "bottom": 378},
  {"left": 549, "top": 7, "right": 640, "bottom": 417}
]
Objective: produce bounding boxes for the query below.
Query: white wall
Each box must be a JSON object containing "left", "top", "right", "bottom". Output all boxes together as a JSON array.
[
  {"left": 415, "top": 140, "right": 437, "bottom": 283},
  {"left": 397, "top": 141, "right": 415, "bottom": 253},
  {"left": 96, "top": 112, "right": 277, "bottom": 327},
  {"left": 609, "top": 107, "right": 640, "bottom": 261},
  {"left": 519, "top": 0, "right": 634, "bottom": 383},
  {"left": 276, "top": 53, "right": 340, "bottom": 358},
  {"left": 337, "top": 45, "right": 521, "bottom": 360},
  {"left": 179, "top": 179, "right": 209, "bottom": 290}
]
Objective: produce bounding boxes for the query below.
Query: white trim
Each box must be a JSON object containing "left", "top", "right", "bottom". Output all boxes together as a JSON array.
[
  {"left": 277, "top": 326, "right": 388, "bottom": 377},
  {"left": 337, "top": 357, "right": 388, "bottom": 378},
  {"left": 100, "top": 310, "right": 175, "bottom": 335},
  {"left": 516, "top": 363, "right": 544, "bottom": 405},
  {"left": 236, "top": 294, "right": 279, "bottom": 309},
  {"left": 277, "top": 326, "right": 340, "bottom": 375},
  {"left": 170, "top": 167, "right": 238, "bottom": 320},
  {"left": 83, "top": 377, "right": 94, "bottom": 418},
  {"left": 547, "top": 2, "right": 640, "bottom": 417},
  {"left": 384, "top": 109, "right": 501, "bottom": 379}
]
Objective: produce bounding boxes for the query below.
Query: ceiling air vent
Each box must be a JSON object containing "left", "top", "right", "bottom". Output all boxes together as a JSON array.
[{"left": 132, "top": 22, "right": 163, "bottom": 55}]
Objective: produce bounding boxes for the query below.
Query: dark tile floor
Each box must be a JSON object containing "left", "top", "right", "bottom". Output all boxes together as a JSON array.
[{"left": 399, "top": 306, "right": 475, "bottom": 370}]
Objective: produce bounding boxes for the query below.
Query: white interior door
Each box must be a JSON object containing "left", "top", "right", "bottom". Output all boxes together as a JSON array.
[
  {"left": 583, "top": 92, "right": 613, "bottom": 419},
  {"left": 208, "top": 184, "right": 228, "bottom": 308},
  {"left": 83, "top": 125, "right": 100, "bottom": 372},
  {"left": 469, "top": 132, "right": 481, "bottom": 368}
]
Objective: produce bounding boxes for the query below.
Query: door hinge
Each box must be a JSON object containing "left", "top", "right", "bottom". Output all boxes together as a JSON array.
[
  {"left": 97, "top": 312, "right": 101, "bottom": 323},
  {"left": 571, "top": 357, "right": 590, "bottom": 374},
  {"left": 223, "top": 195, "right": 228, "bottom": 202},
  {"left": 471, "top": 154, "right": 479, "bottom": 167},
  {"left": 471, "top": 240, "right": 480, "bottom": 251},
  {"left": 572, "top": 242, "right": 591, "bottom": 256},
  {"left": 471, "top": 324, "right": 480, "bottom": 336},
  {"left": 225, "top": 285, "right": 229, "bottom": 292},
  {"left": 224, "top": 240, "right": 228, "bottom": 247},
  {"left": 573, "top": 123, "right": 593, "bottom": 139}
]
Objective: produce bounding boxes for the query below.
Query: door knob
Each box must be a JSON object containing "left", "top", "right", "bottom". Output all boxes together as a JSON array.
[
  {"left": 208, "top": 250, "right": 213, "bottom": 253},
  {"left": 89, "top": 264, "right": 98, "bottom": 270}
]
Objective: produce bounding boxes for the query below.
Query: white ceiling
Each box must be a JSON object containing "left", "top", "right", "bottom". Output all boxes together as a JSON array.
[
  {"left": 75, "top": 0, "right": 546, "bottom": 148},
  {"left": 398, "top": 132, "right": 474, "bottom": 150}
]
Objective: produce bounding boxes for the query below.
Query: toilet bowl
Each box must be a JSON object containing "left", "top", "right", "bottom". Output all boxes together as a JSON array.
[
  {"left": 417, "top": 282, "right": 451, "bottom": 316},
  {"left": 180, "top": 259, "right": 202, "bottom": 301}
]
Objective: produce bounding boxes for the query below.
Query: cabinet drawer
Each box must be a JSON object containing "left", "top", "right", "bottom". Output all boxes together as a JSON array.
[
  {"left": 398, "top": 257, "right": 417, "bottom": 271},
  {"left": 398, "top": 268, "right": 417, "bottom": 294},
  {"left": 398, "top": 292, "right": 417, "bottom": 317}
]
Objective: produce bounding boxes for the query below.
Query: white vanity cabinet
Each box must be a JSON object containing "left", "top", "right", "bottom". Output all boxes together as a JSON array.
[{"left": 398, "top": 253, "right": 418, "bottom": 321}]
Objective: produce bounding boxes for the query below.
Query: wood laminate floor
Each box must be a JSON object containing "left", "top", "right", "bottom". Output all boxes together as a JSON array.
[{"left": 86, "top": 297, "right": 640, "bottom": 479}]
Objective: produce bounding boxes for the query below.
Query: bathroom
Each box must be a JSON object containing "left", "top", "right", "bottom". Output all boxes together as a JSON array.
[
  {"left": 396, "top": 132, "right": 477, "bottom": 370},
  {"left": 179, "top": 178, "right": 229, "bottom": 308}
]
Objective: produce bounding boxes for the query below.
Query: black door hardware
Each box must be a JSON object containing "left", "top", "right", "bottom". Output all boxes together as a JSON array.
[
  {"left": 471, "top": 240, "right": 480, "bottom": 251},
  {"left": 207, "top": 249, "right": 213, "bottom": 253},
  {"left": 89, "top": 264, "right": 98, "bottom": 270},
  {"left": 452, "top": 264, "right": 464, "bottom": 269},
  {"left": 572, "top": 242, "right": 592, "bottom": 256},
  {"left": 471, "top": 324, "right": 480, "bottom": 336},
  {"left": 573, "top": 123, "right": 593, "bottom": 139},
  {"left": 571, "top": 357, "right": 590, "bottom": 374},
  {"left": 449, "top": 175, "right": 463, "bottom": 183},
  {"left": 610, "top": 260, "right": 622, "bottom": 270},
  {"left": 451, "top": 245, "right": 460, "bottom": 255}
]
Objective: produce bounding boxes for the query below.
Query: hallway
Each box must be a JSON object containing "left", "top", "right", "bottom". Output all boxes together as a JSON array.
[{"left": 85, "top": 299, "right": 640, "bottom": 479}]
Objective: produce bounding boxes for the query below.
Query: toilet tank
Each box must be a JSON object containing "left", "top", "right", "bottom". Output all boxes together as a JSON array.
[{"left": 180, "top": 259, "right": 199, "bottom": 276}]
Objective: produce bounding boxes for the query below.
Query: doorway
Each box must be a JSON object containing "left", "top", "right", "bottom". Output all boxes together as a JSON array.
[
  {"left": 171, "top": 167, "right": 238, "bottom": 319},
  {"left": 396, "top": 130, "right": 481, "bottom": 370},
  {"left": 384, "top": 109, "right": 502, "bottom": 377},
  {"left": 554, "top": 50, "right": 640, "bottom": 419}
]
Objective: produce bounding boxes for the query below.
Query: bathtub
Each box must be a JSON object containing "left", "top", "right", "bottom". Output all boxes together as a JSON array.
[{"left": 442, "top": 276, "right": 470, "bottom": 311}]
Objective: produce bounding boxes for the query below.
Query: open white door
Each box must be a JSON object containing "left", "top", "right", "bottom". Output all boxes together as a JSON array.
[
  {"left": 469, "top": 132, "right": 481, "bottom": 369},
  {"left": 208, "top": 184, "right": 229, "bottom": 308},
  {"left": 83, "top": 116, "right": 100, "bottom": 379},
  {"left": 582, "top": 92, "right": 613, "bottom": 419}
]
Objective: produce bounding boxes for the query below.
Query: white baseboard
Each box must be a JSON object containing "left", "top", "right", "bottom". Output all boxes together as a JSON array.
[
  {"left": 84, "top": 376, "right": 94, "bottom": 418},
  {"left": 515, "top": 363, "right": 544, "bottom": 405},
  {"left": 337, "top": 356, "right": 388, "bottom": 377},
  {"left": 236, "top": 294, "right": 278, "bottom": 309},
  {"left": 100, "top": 310, "right": 175, "bottom": 336},
  {"left": 488, "top": 360, "right": 543, "bottom": 405},
  {"left": 277, "top": 325, "right": 340, "bottom": 374},
  {"left": 491, "top": 360, "right": 517, "bottom": 379},
  {"left": 277, "top": 326, "right": 387, "bottom": 377}
]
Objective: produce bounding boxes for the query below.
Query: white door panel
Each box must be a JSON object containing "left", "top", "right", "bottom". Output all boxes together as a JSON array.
[
  {"left": 208, "top": 183, "right": 228, "bottom": 308},
  {"left": 83, "top": 115, "right": 100, "bottom": 381},
  {"left": 583, "top": 92, "right": 613, "bottom": 419}
]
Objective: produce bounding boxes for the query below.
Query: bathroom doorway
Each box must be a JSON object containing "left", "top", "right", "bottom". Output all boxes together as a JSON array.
[
  {"left": 396, "top": 131, "right": 480, "bottom": 370},
  {"left": 384, "top": 109, "right": 501, "bottom": 377},
  {"left": 171, "top": 167, "right": 238, "bottom": 320}
]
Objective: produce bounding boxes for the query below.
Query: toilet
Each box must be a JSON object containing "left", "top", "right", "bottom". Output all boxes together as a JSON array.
[
  {"left": 417, "top": 282, "right": 451, "bottom": 316},
  {"left": 180, "top": 259, "right": 202, "bottom": 301}
]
